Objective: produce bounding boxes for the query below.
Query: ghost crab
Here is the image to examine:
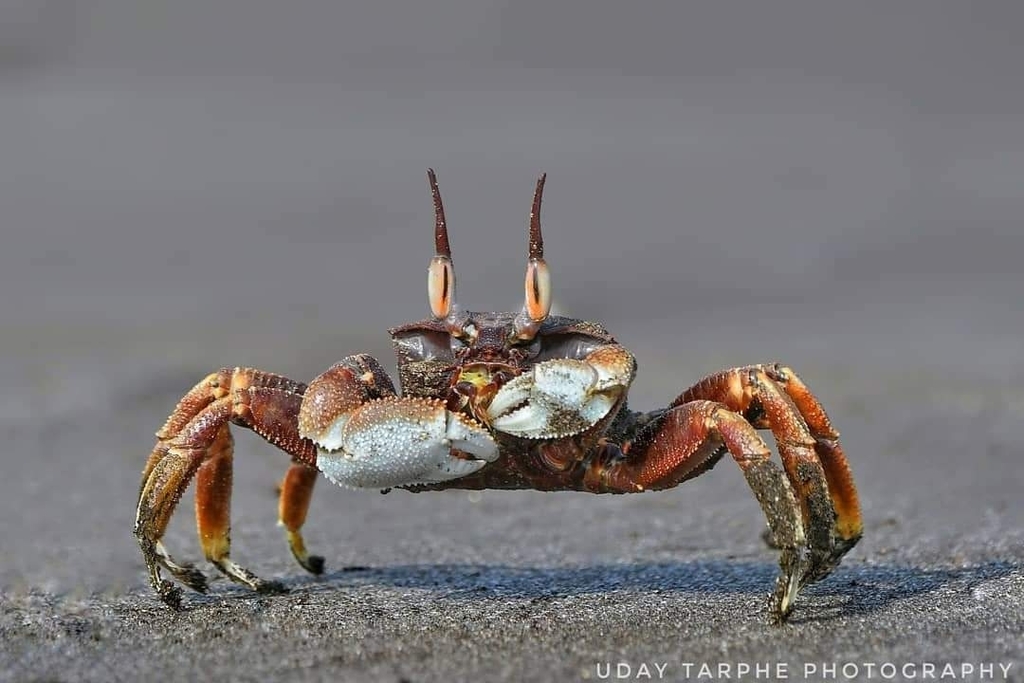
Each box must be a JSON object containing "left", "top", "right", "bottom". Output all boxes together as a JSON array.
[{"left": 135, "top": 170, "right": 862, "bottom": 622}]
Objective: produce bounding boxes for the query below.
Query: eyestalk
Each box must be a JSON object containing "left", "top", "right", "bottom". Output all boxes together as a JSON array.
[
  {"left": 426, "top": 169, "right": 457, "bottom": 320},
  {"left": 515, "top": 173, "right": 552, "bottom": 339}
]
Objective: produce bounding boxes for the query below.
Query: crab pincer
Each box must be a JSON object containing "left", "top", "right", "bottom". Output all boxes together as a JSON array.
[
  {"left": 487, "top": 346, "right": 636, "bottom": 439},
  {"left": 305, "top": 395, "right": 498, "bottom": 489}
]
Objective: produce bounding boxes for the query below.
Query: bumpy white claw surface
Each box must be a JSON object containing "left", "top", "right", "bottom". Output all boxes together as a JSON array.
[
  {"left": 487, "top": 358, "right": 621, "bottom": 439},
  {"left": 315, "top": 397, "right": 498, "bottom": 489}
]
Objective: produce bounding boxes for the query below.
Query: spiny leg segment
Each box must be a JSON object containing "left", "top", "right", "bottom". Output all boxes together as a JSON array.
[
  {"left": 135, "top": 367, "right": 318, "bottom": 607},
  {"left": 583, "top": 364, "right": 861, "bottom": 622},
  {"left": 675, "top": 364, "right": 863, "bottom": 582},
  {"left": 278, "top": 462, "right": 323, "bottom": 574},
  {"left": 585, "top": 400, "right": 809, "bottom": 621}
]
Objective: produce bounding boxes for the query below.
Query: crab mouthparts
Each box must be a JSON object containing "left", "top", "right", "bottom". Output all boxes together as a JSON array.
[
  {"left": 458, "top": 363, "right": 516, "bottom": 385},
  {"left": 453, "top": 363, "right": 518, "bottom": 414}
]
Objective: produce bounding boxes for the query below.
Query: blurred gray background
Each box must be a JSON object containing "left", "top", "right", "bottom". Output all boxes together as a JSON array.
[{"left": 1, "top": 2, "right": 1022, "bottom": 681}]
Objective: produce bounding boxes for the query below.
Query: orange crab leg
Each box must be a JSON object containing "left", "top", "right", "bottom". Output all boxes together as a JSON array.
[
  {"left": 675, "top": 364, "right": 863, "bottom": 551},
  {"left": 584, "top": 400, "right": 809, "bottom": 622},
  {"left": 135, "top": 367, "right": 316, "bottom": 607},
  {"left": 771, "top": 369, "right": 861, "bottom": 542},
  {"left": 192, "top": 423, "right": 288, "bottom": 594},
  {"left": 194, "top": 424, "right": 234, "bottom": 565},
  {"left": 278, "top": 463, "right": 323, "bottom": 574}
]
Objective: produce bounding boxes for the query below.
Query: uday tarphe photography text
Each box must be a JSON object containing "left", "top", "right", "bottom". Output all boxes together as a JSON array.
[{"left": 590, "top": 660, "right": 1015, "bottom": 681}]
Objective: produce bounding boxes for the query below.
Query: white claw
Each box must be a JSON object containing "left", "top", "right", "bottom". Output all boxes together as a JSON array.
[
  {"left": 315, "top": 397, "right": 498, "bottom": 489},
  {"left": 487, "top": 358, "right": 624, "bottom": 439}
]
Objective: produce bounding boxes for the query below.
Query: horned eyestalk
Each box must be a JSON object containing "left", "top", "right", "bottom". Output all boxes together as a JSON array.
[
  {"left": 515, "top": 173, "right": 552, "bottom": 339},
  {"left": 426, "top": 169, "right": 457, "bottom": 320}
]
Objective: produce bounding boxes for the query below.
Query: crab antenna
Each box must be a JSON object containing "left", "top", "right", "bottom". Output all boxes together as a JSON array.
[
  {"left": 426, "top": 169, "right": 457, "bottom": 319},
  {"left": 528, "top": 173, "right": 546, "bottom": 260}
]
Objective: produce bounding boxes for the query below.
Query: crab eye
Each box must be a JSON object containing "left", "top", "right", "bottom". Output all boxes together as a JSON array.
[
  {"left": 428, "top": 255, "right": 455, "bottom": 319},
  {"left": 524, "top": 258, "right": 551, "bottom": 322}
]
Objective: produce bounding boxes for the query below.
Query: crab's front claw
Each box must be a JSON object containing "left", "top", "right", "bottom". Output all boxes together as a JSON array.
[
  {"left": 487, "top": 346, "right": 636, "bottom": 439},
  {"left": 312, "top": 396, "right": 499, "bottom": 489}
]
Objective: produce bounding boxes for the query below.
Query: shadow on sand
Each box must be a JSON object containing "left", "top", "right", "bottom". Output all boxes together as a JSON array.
[{"left": 244, "top": 558, "right": 1024, "bottom": 621}]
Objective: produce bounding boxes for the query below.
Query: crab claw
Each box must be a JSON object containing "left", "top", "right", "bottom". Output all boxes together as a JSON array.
[
  {"left": 314, "top": 397, "right": 498, "bottom": 489},
  {"left": 487, "top": 347, "right": 634, "bottom": 439}
]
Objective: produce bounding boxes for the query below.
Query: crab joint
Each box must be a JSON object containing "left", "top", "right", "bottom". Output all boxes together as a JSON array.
[{"left": 514, "top": 173, "right": 551, "bottom": 336}]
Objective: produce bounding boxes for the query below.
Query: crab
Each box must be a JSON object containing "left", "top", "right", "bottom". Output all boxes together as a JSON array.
[{"left": 135, "top": 170, "right": 863, "bottom": 622}]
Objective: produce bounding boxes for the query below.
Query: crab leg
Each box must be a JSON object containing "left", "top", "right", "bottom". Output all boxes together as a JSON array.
[
  {"left": 764, "top": 367, "right": 861, "bottom": 543},
  {"left": 135, "top": 367, "right": 317, "bottom": 607},
  {"left": 194, "top": 422, "right": 288, "bottom": 595},
  {"left": 583, "top": 400, "right": 809, "bottom": 622},
  {"left": 278, "top": 462, "right": 323, "bottom": 574},
  {"left": 675, "top": 364, "right": 862, "bottom": 582}
]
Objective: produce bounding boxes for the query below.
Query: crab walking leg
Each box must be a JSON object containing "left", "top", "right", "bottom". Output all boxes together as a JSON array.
[
  {"left": 675, "top": 364, "right": 862, "bottom": 582},
  {"left": 136, "top": 442, "right": 208, "bottom": 605},
  {"left": 194, "top": 423, "right": 287, "bottom": 594},
  {"left": 138, "top": 369, "right": 232, "bottom": 492},
  {"left": 765, "top": 366, "right": 862, "bottom": 545},
  {"left": 137, "top": 397, "right": 233, "bottom": 606},
  {"left": 278, "top": 462, "right": 323, "bottom": 574},
  {"left": 142, "top": 368, "right": 316, "bottom": 481},
  {"left": 194, "top": 425, "right": 233, "bottom": 564},
  {"left": 584, "top": 400, "right": 810, "bottom": 622},
  {"left": 135, "top": 367, "right": 318, "bottom": 607}
]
